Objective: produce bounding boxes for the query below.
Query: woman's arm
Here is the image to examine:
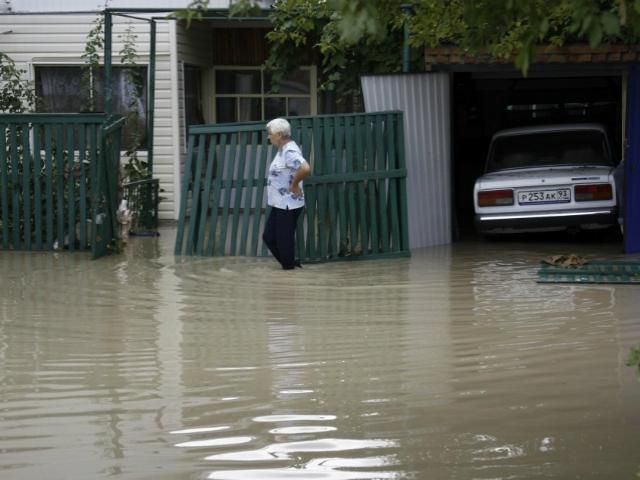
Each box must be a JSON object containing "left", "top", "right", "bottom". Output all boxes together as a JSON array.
[{"left": 289, "top": 161, "right": 310, "bottom": 195}]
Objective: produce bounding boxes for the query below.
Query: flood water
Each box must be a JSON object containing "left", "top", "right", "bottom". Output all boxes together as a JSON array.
[{"left": 1, "top": 226, "right": 639, "bottom": 480}]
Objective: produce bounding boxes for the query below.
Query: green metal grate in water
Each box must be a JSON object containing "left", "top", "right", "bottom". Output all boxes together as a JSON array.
[{"left": 537, "top": 261, "right": 640, "bottom": 284}]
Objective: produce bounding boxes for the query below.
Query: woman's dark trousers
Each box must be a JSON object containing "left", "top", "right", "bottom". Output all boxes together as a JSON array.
[{"left": 262, "top": 206, "right": 302, "bottom": 270}]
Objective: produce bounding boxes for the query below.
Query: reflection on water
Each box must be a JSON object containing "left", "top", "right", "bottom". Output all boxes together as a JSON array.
[{"left": 1, "top": 227, "right": 640, "bottom": 479}]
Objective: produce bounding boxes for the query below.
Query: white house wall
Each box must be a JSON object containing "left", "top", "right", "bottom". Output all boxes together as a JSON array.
[
  {"left": 4, "top": 1, "right": 233, "bottom": 12},
  {"left": 176, "top": 22, "right": 213, "bottom": 146},
  {"left": 0, "top": 12, "right": 179, "bottom": 220}
]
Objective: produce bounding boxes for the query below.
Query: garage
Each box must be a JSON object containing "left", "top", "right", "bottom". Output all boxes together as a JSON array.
[
  {"left": 451, "top": 69, "right": 624, "bottom": 240},
  {"left": 363, "top": 45, "right": 640, "bottom": 252}
]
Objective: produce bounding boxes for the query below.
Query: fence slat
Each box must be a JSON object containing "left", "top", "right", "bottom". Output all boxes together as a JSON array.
[
  {"left": 88, "top": 125, "right": 99, "bottom": 252},
  {"left": 312, "top": 117, "right": 327, "bottom": 260},
  {"left": 249, "top": 135, "right": 269, "bottom": 256},
  {"left": 0, "top": 124, "right": 8, "bottom": 249},
  {"left": 323, "top": 116, "right": 337, "bottom": 258},
  {"left": 55, "top": 124, "right": 65, "bottom": 249},
  {"left": 344, "top": 116, "right": 359, "bottom": 257},
  {"left": 376, "top": 115, "right": 390, "bottom": 252},
  {"left": 354, "top": 116, "right": 369, "bottom": 255},
  {"left": 20, "top": 124, "right": 32, "bottom": 250},
  {"left": 218, "top": 133, "right": 238, "bottom": 256},
  {"left": 175, "top": 133, "right": 196, "bottom": 255},
  {"left": 66, "top": 125, "right": 76, "bottom": 251},
  {"left": 32, "top": 125, "right": 43, "bottom": 249},
  {"left": 77, "top": 125, "right": 87, "bottom": 250},
  {"left": 396, "top": 115, "right": 410, "bottom": 251},
  {"left": 230, "top": 132, "right": 249, "bottom": 255},
  {"left": 44, "top": 124, "right": 54, "bottom": 248},
  {"left": 365, "top": 115, "right": 379, "bottom": 254},
  {"left": 387, "top": 115, "right": 401, "bottom": 250},
  {"left": 206, "top": 133, "right": 227, "bottom": 256},
  {"left": 196, "top": 134, "right": 217, "bottom": 255},
  {"left": 333, "top": 120, "right": 348, "bottom": 257},
  {"left": 239, "top": 131, "right": 259, "bottom": 256},
  {"left": 10, "top": 125, "right": 21, "bottom": 250},
  {"left": 186, "top": 134, "right": 207, "bottom": 255}
]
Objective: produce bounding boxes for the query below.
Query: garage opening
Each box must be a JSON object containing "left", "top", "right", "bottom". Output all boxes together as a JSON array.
[{"left": 451, "top": 71, "right": 623, "bottom": 240}]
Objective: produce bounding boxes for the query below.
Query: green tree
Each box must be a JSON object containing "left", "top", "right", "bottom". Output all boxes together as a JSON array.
[
  {"left": 171, "top": 0, "right": 410, "bottom": 110},
  {"left": 119, "top": 23, "right": 149, "bottom": 182},
  {"left": 0, "top": 52, "right": 36, "bottom": 113},
  {"left": 81, "top": 7, "right": 106, "bottom": 112},
  {"left": 265, "top": 0, "right": 410, "bottom": 111},
  {"left": 329, "top": 0, "right": 640, "bottom": 74}
]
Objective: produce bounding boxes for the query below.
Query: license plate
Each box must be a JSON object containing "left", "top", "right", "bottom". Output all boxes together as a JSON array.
[{"left": 518, "top": 188, "right": 570, "bottom": 204}]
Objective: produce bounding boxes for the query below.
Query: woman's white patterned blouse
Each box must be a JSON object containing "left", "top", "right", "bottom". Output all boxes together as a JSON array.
[{"left": 267, "top": 140, "right": 307, "bottom": 210}]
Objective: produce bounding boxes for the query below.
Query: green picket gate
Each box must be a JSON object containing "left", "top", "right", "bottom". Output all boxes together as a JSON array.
[
  {"left": 0, "top": 113, "right": 125, "bottom": 259},
  {"left": 175, "top": 112, "right": 410, "bottom": 262}
]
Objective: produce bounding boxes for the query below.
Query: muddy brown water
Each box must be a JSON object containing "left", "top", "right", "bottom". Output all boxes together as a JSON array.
[{"left": 1, "top": 227, "right": 639, "bottom": 480}]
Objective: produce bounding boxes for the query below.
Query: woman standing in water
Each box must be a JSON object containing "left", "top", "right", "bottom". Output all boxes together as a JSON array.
[{"left": 262, "top": 118, "right": 311, "bottom": 270}]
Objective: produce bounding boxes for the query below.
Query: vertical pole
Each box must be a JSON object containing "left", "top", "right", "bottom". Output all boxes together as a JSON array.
[
  {"left": 624, "top": 65, "right": 640, "bottom": 253},
  {"left": 104, "top": 10, "right": 113, "bottom": 116},
  {"left": 148, "top": 19, "right": 156, "bottom": 174}
]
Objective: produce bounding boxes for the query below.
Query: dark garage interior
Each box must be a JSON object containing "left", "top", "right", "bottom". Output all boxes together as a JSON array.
[{"left": 451, "top": 71, "right": 623, "bottom": 240}]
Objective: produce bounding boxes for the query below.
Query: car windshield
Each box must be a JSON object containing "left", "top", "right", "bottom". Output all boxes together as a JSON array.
[{"left": 486, "top": 130, "right": 612, "bottom": 172}]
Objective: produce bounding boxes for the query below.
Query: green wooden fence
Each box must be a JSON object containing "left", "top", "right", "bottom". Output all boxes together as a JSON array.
[
  {"left": 0, "top": 113, "right": 125, "bottom": 259},
  {"left": 175, "top": 112, "right": 410, "bottom": 262}
]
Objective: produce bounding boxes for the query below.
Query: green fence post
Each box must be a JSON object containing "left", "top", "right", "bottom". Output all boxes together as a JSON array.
[
  {"left": 66, "top": 124, "right": 76, "bottom": 250},
  {"left": 185, "top": 133, "right": 206, "bottom": 255},
  {"left": 230, "top": 132, "right": 249, "bottom": 255},
  {"left": 206, "top": 133, "right": 227, "bottom": 256},
  {"left": 44, "top": 124, "right": 54, "bottom": 248},
  {"left": 239, "top": 131, "right": 259, "bottom": 256},
  {"left": 175, "top": 133, "right": 196, "bottom": 255},
  {"left": 197, "top": 133, "right": 216, "bottom": 255},
  {"left": 78, "top": 124, "right": 88, "bottom": 250},
  {"left": 9, "top": 124, "right": 20, "bottom": 249},
  {"left": 32, "top": 124, "right": 43, "bottom": 249},
  {"left": 396, "top": 112, "right": 410, "bottom": 252},
  {"left": 249, "top": 133, "right": 269, "bottom": 256},
  {"left": 218, "top": 133, "right": 239, "bottom": 256},
  {"left": 0, "top": 123, "right": 8, "bottom": 249}
]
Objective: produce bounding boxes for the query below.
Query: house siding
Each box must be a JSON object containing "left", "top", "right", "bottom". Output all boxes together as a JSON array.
[
  {"left": 0, "top": 12, "right": 178, "bottom": 220},
  {"left": 5, "top": 0, "right": 231, "bottom": 12},
  {"left": 175, "top": 22, "right": 214, "bottom": 201}
]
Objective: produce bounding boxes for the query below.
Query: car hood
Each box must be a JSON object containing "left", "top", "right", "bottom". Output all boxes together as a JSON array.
[{"left": 476, "top": 165, "right": 615, "bottom": 189}]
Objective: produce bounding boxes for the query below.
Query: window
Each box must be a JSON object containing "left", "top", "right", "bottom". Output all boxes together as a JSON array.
[
  {"left": 214, "top": 67, "right": 315, "bottom": 123},
  {"left": 184, "top": 64, "right": 203, "bottom": 142},
  {"left": 35, "top": 65, "right": 148, "bottom": 150}
]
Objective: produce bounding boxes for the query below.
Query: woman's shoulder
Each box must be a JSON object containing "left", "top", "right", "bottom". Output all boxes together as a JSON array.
[{"left": 283, "top": 140, "right": 302, "bottom": 155}]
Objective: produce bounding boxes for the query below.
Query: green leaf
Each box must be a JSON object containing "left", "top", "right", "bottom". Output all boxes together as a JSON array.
[
  {"left": 601, "top": 12, "right": 620, "bottom": 36},
  {"left": 588, "top": 23, "right": 603, "bottom": 47}
]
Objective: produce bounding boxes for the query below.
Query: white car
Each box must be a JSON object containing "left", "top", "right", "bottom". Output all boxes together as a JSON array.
[{"left": 474, "top": 124, "right": 618, "bottom": 235}]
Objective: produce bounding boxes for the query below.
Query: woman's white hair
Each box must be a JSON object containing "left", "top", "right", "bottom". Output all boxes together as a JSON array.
[{"left": 266, "top": 118, "right": 291, "bottom": 138}]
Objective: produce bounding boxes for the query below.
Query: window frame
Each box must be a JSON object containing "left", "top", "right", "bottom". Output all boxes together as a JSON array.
[
  {"left": 32, "top": 61, "right": 149, "bottom": 151},
  {"left": 212, "top": 65, "right": 317, "bottom": 123}
]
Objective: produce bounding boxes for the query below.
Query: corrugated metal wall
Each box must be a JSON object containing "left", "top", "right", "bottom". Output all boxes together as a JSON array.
[{"left": 361, "top": 73, "right": 452, "bottom": 249}]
